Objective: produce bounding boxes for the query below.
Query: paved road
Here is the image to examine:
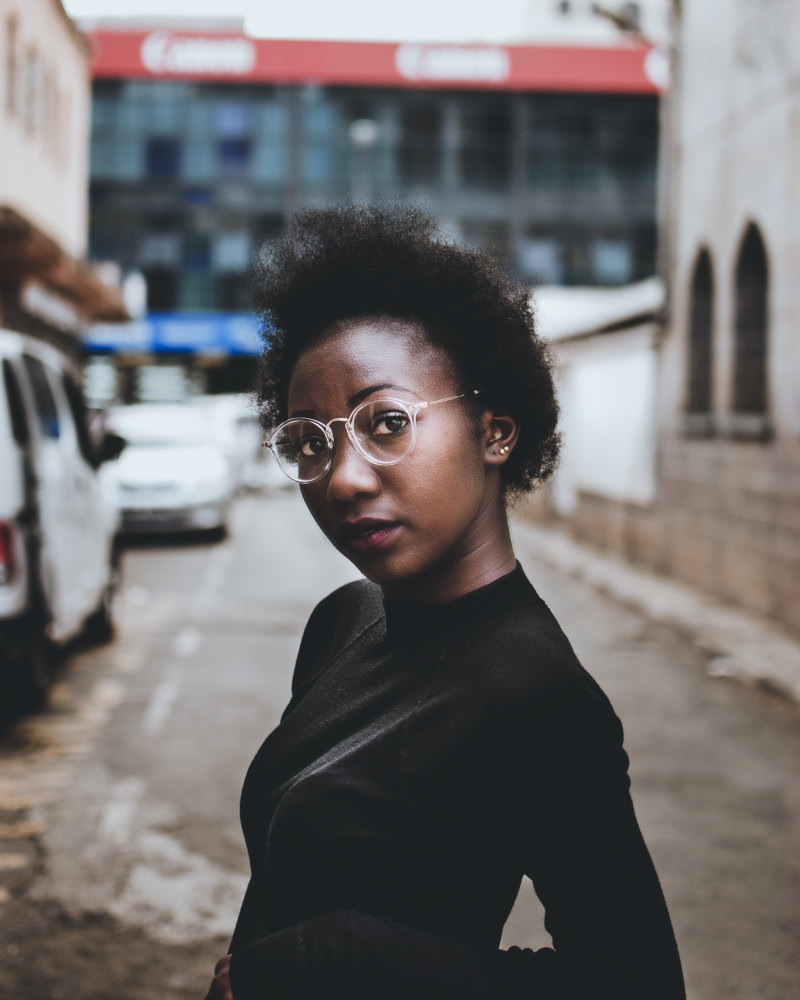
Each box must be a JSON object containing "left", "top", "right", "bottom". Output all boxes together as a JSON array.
[{"left": 0, "top": 490, "right": 797, "bottom": 1000}]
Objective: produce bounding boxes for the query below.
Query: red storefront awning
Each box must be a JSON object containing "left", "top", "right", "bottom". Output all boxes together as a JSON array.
[{"left": 86, "top": 31, "right": 662, "bottom": 94}]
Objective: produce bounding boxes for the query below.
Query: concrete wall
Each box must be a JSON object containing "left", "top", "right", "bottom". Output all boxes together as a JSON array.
[
  {"left": 654, "top": 0, "right": 800, "bottom": 629},
  {"left": 0, "top": 0, "right": 90, "bottom": 257}
]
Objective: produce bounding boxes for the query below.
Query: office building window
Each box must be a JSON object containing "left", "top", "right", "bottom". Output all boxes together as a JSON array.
[
  {"left": 686, "top": 248, "right": 714, "bottom": 414},
  {"left": 218, "top": 137, "right": 252, "bottom": 178},
  {"left": 733, "top": 223, "right": 768, "bottom": 414},
  {"left": 143, "top": 267, "right": 178, "bottom": 311},
  {"left": 146, "top": 137, "right": 181, "bottom": 179}
]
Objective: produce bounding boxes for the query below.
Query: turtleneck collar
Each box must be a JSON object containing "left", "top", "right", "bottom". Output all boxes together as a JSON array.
[{"left": 380, "top": 562, "right": 537, "bottom": 641}]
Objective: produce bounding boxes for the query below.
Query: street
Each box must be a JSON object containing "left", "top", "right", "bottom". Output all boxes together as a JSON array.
[{"left": 0, "top": 489, "right": 798, "bottom": 1000}]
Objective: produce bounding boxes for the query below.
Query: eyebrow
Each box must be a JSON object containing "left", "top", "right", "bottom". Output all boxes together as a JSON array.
[{"left": 289, "top": 383, "right": 412, "bottom": 419}]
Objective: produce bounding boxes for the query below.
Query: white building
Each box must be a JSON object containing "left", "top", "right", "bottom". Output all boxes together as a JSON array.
[
  {"left": 535, "top": 0, "right": 800, "bottom": 637},
  {"left": 0, "top": 0, "right": 125, "bottom": 353}
]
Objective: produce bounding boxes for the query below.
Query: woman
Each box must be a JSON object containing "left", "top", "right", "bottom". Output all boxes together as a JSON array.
[{"left": 205, "top": 206, "right": 685, "bottom": 1000}]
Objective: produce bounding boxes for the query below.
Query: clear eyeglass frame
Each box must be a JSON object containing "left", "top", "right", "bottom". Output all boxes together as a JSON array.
[{"left": 263, "top": 389, "right": 480, "bottom": 484}]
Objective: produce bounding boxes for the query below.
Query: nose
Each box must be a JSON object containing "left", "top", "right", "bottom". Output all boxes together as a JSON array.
[{"left": 324, "top": 429, "right": 380, "bottom": 503}]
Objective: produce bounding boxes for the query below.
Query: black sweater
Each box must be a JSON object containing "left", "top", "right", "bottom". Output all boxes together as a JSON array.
[{"left": 229, "top": 565, "right": 685, "bottom": 999}]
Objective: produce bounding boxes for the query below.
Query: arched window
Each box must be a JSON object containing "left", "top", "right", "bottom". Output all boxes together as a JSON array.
[
  {"left": 686, "top": 248, "right": 714, "bottom": 413},
  {"left": 733, "top": 223, "right": 769, "bottom": 414}
]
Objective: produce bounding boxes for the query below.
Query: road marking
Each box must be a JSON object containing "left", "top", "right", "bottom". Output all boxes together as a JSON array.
[
  {"left": 142, "top": 670, "right": 180, "bottom": 737},
  {"left": 173, "top": 626, "right": 202, "bottom": 658},
  {"left": 0, "top": 853, "right": 27, "bottom": 871},
  {"left": 100, "top": 777, "right": 146, "bottom": 847}
]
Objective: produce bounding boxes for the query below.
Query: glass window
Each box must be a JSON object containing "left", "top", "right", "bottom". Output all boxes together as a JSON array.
[
  {"left": 216, "top": 101, "right": 250, "bottom": 137},
  {"left": 2, "top": 359, "right": 30, "bottom": 446},
  {"left": 733, "top": 223, "right": 769, "bottom": 414},
  {"left": 212, "top": 231, "right": 251, "bottom": 272},
  {"left": 590, "top": 237, "right": 632, "bottom": 285},
  {"left": 62, "top": 376, "right": 95, "bottom": 465},
  {"left": 143, "top": 268, "right": 178, "bottom": 311},
  {"left": 184, "top": 234, "right": 211, "bottom": 270},
  {"left": 186, "top": 99, "right": 214, "bottom": 136},
  {"left": 183, "top": 142, "right": 215, "bottom": 182},
  {"left": 113, "top": 141, "right": 144, "bottom": 181},
  {"left": 149, "top": 99, "right": 181, "bottom": 134},
  {"left": 398, "top": 100, "right": 441, "bottom": 187},
  {"left": 218, "top": 137, "right": 251, "bottom": 178},
  {"left": 686, "top": 248, "right": 714, "bottom": 414},
  {"left": 179, "top": 272, "right": 215, "bottom": 311},
  {"left": 146, "top": 137, "right": 181, "bottom": 179},
  {"left": 252, "top": 140, "right": 286, "bottom": 183},
  {"left": 520, "top": 238, "right": 564, "bottom": 285},
  {"left": 22, "top": 355, "right": 60, "bottom": 439},
  {"left": 215, "top": 273, "right": 249, "bottom": 311},
  {"left": 302, "top": 142, "right": 336, "bottom": 185},
  {"left": 255, "top": 102, "right": 287, "bottom": 134},
  {"left": 139, "top": 232, "right": 182, "bottom": 267},
  {"left": 459, "top": 99, "right": 512, "bottom": 191}
]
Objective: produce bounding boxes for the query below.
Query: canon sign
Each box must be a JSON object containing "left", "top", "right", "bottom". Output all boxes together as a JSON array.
[
  {"left": 395, "top": 44, "right": 510, "bottom": 84},
  {"left": 141, "top": 31, "right": 256, "bottom": 76}
]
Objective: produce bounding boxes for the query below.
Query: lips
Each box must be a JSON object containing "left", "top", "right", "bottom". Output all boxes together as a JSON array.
[{"left": 340, "top": 518, "right": 402, "bottom": 554}]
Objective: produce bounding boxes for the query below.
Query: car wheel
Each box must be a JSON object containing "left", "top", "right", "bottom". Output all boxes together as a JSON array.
[
  {"left": 4, "top": 609, "right": 54, "bottom": 713},
  {"left": 84, "top": 540, "right": 121, "bottom": 646}
]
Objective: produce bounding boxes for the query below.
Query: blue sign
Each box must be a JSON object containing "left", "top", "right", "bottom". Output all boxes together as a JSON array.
[{"left": 84, "top": 313, "right": 263, "bottom": 356}]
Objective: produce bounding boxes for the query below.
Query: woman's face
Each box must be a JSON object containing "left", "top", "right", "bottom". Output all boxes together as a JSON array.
[{"left": 286, "top": 317, "right": 510, "bottom": 601}]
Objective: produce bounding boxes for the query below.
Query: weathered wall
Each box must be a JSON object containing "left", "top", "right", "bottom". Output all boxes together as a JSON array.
[
  {"left": 0, "top": 0, "right": 90, "bottom": 257},
  {"left": 529, "top": 0, "right": 800, "bottom": 636}
]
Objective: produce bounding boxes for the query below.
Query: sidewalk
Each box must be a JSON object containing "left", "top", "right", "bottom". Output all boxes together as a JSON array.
[{"left": 510, "top": 518, "right": 800, "bottom": 705}]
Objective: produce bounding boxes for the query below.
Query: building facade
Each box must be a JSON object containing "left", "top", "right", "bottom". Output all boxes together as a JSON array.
[
  {"left": 537, "top": 0, "right": 800, "bottom": 636},
  {"left": 81, "top": 21, "right": 662, "bottom": 395},
  {"left": 0, "top": 0, "right": 125, "bottom": 354}
]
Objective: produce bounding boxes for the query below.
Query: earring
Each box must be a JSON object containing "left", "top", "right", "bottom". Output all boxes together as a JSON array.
[{"left": 499, "top": 445, "right": 509, "bottom": 455}]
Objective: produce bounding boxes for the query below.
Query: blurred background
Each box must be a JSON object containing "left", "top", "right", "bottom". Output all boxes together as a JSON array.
[{"left": 1, "top": 2, "right": 798, "bottom": 999}]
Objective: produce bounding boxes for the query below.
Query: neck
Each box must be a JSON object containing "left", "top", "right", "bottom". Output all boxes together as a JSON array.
[{"left": 382, "top": 505, "right": 517, "bottom": 605}]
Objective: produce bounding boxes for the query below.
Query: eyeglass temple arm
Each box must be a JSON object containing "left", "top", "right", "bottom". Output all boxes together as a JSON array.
[{"left": 413, "top": 389, "right": 481, "bottom": 411}]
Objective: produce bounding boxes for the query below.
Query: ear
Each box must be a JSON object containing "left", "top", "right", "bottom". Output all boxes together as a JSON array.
[{"left": 481, "top": 410, "right": 520, "bottom": 468}]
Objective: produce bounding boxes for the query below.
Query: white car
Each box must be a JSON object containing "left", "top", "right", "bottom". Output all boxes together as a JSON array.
[
  {"left": 0, "top": 329, "right": 121, "bottom": 708},
  {"left": 192, "top": 393, "right": 266, "bottom": 492},
  {"left": 103, "top": 403, "right": 235, "bottom": 536}
]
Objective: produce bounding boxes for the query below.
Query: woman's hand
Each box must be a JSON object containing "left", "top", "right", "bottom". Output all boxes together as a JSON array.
[{"left": 203, "top": 954, "right": 234, "bottom": 1000}]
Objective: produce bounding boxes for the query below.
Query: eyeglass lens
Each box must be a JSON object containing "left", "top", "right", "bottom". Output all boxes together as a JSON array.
[{"left": 271, "top": 398, "right": 416, "bottom": 482}]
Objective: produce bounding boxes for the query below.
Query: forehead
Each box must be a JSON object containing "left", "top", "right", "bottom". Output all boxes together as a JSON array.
[{"left": 287, "top": 318, "right": 457, "bottom": 409}]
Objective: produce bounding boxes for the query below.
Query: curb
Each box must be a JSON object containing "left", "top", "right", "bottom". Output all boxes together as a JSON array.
[{"left": 510, "top": 519, "right": 800, "bottom": 706}]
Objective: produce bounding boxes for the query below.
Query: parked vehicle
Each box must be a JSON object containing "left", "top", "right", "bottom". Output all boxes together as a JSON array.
[
  {"left": 102, "top": 403, "right": 236, "bottom": 537},
  {"left": 192, "top": 393, "right": 278, "bottom": 492},
  {"left": 0, "top": 329, "right": 121, "bottom": 708}
]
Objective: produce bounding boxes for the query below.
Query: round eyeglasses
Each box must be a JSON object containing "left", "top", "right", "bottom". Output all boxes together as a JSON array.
[{"left": 263, "top": 390, "right": 479, "bottom": 484}]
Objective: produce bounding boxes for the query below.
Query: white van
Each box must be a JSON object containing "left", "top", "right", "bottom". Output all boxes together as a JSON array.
[{"left": 0, "top": 329, "right": 121, "bottom": 708}]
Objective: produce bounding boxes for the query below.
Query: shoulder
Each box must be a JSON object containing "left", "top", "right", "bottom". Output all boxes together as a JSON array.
[
  {"left": 292, "top": 578, "right": 384, "bottom": 691},
  {"left": 305, "top": 578, "right": 384, "bottom": 639},
  {"left": 448, "top": 592, "right": 621, "bottom": 741}
]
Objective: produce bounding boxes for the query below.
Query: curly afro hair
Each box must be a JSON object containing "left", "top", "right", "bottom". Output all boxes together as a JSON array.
[{"left": 252, "top": 204, "right": 560, "bottom": 499}]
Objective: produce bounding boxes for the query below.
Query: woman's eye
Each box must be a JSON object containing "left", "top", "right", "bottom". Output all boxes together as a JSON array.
[
  {"left": 371, "top": 411, "right": 410, "bottom": 436},
  {"left": 299, "top": 434, "right": 328, "bottom": 457}
]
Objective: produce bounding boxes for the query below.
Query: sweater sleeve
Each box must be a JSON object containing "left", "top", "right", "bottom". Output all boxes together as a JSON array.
[
  {"left": 506, "top": 684, "right": 686, "bottom": 1000},
  {"left": 229, "top": 910, "right": 529, "bottom": 1000}
]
